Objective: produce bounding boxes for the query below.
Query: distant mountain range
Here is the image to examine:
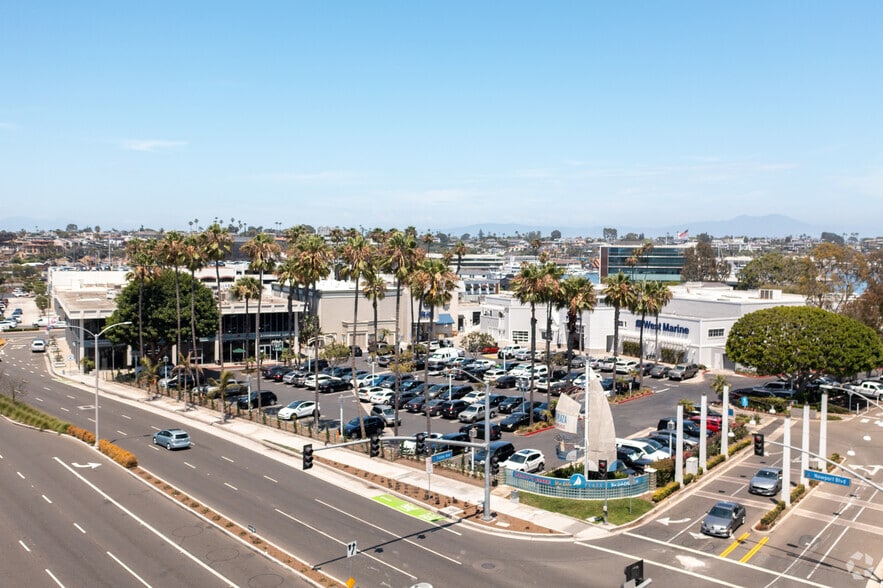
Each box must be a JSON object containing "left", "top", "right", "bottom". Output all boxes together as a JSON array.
[{"left": 443, "top": 215, "right": 838, "bottom": 240}]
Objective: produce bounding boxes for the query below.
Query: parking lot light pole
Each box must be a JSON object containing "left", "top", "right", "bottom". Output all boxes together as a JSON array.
[{"left": 92, "top": 321, "right": 131, "bottom": 448}]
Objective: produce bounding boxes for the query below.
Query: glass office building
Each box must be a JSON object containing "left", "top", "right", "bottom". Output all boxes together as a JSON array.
[{"left": 600, "top": 244, "right": 692, "bottom": 282}]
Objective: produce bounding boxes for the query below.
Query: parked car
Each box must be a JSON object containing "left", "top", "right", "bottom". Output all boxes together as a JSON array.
[
  {"left": 480, "top": 345, "right": 500, "bottom": 355},
  {"left": 599, "top": 357, "right": 618, "bottom": 371},
  {"left": 458, "top": 403, "right": 495, "bottom": 423},
  {"left": 483, "top": 368, "right": 508, "bottom": 384},
  {"left": 494, "top": 375, "right": 518, "bottom": 389},
  {"left": 317, "top": 377, "right": 352, "bottom": 393},
  {"left": 358, "top": 385, "right": 389, "bottom": 402},
  {"left": 405, "top": 396, "right": 427, "bottom": 413},
  {"left": 617, "top": 437, "right": 670, "bottom": 462},
  {"left": 369, "top": 388, "right": 398, "bottom": 405},
  {"left": 502, "top": 448, "right": 545, "bottom": 473},
  {"left": 614, "top": 359, "right": 639, "bottom": 375},
  {"left": 277, "top": 400, "right": 319, "bottom": 420},
  {"left": 498, "top": 396, "right": 524, "bottom": 414},
  {"left": 499, "top": 411, "right": 531, "bottom": 432},
  {"left": 459, "top": 422, "right": 502, "bottom": 441},
  {"left": 441, "top": 399, "right": 470, "bottom": 419},
  {"left": 498, "top": 345, "right": 527, "bottom": 359},
  {"left": 349, "top": 345, "right": 363, "bottom": 357},
  {"left": 668, "top": 363, "right": 700, "bottom": 381},
  {"left": 649, "top": 364, "right": 671, "bottom": 379},
  {"left": 392, "top": 390, "right": 420, "bottom": 409},
  {"left": 701, "top": 501, "right": 746, "bottom": 538},
  {"left": 657, "top": 417, "right": 709, "bottom": 438},
  {"left": 474, "top": 440, "right": 517, "bottom": 467},
  {"left": 748, "top": 467, "right": 783, "bottom": 496},
  {"left": 237, "top": 390, "right": 278, "bottom": 409},
  {"left": 615, "top": 446, "right": 653, "bottom": 473},
  {"left": 432, "top": 431, "right": 470, "bottom": 455},
  {"left": 648, "top": 429, "right": 699, "bottom": 450},
  {"left": 424, "top": 399, "right": 447, "bottom": 417},
  {"left": 153, "top": 428, "right": 191, "bottom": 450},
  {"left": 488, "top": 394, "right": 509, "bottom": 409},
  {"left": 370, "top": 405, "right": 401, "bottom": 427},
  {"left": 343, "top": 415, "right": 385, "bottom": 439},
  {"left": 283, "top": 370, "right": 305, "bottom": 385}
]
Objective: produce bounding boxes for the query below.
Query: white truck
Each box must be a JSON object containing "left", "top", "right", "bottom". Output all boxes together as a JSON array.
[{"left": 851, "top": 381, "right": 883, "bottom": 399}]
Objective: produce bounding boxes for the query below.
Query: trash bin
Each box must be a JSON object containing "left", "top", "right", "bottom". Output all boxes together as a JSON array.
[
  {"left": 510, "top": 490, "right": 520, "bottom": 503},
  {"left": 685, "top": 456, "right": 698, "bottom": 476}
]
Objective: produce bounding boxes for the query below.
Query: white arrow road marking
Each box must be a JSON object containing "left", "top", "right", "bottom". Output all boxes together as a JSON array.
[
  {"left": 71, "top": 462, "right": 101, "bottom": 469},
  {"left": 658, "top": 516, "right": 691, "bottom": 526},
  {"left": 689, "top": 532, "right": 706, "bottom": 540}
]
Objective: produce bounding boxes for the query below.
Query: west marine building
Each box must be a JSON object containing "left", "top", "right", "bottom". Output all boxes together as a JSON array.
[{"left": 478, "top": 283, "right": 805, "bottom": 370}]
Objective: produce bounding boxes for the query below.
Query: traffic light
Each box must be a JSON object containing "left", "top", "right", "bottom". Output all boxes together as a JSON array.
[
  {"left": 598, "top": 459, "right": 607, "bottom": 476},
  {"left": 370, "top": 435, "right": 381, "bottom": 458},
  {"left": 754, "top": 433, "right": 765, "bottom": 456},
  {"left": 415, "top": 433, "right": 426, "bottom": 455},
  {"left": 491, "top": 455, "right": 500, "bottom": 486},
  {"left": 303, "top": 444, "right": 314, "bottom": 470}
]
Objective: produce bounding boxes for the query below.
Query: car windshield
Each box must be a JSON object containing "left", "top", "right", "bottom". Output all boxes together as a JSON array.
[
  {"left": 709, "top": 505, "right": 733, "bottom": 518},
  {"left": 756, "top": 470, "right": 779, "bottom": 479},
  {"left": 173, "top": 433, "right": 188, "bottom": 440},
  {"left": 509, "top": 454, "right": 527, "bottom": 464}
]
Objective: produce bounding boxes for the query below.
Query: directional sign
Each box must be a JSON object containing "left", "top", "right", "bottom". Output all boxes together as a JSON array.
[
  {"left": 431, "top": 450, "right": 453, "bottom": 463},
  {"left": 569, "top": 473, "right": 588, "bottom": 488},
  {"left": 72, "top": 462, "right": 101, "bottom": 469},
  {"left": 804, "top": 469, "right": 850, "bottom": 486},
  {"left": 741, "top": 395, "right": 749, "bottom": 408},
  {"left": 346, "top": 541, "right": 357, "bottom": 558}
]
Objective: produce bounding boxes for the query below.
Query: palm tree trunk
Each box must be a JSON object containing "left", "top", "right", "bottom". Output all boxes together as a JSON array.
[
  {"left": 137, "top": 278, "right": 144, "bottom": 369},
  {"left": 529, "top": 304, "right": 537, "bottom": 426},
  {"left": 638, "top": 311, "right": 646, "bottom": 388},
  {"left": 255, "top": 272, "right": 263, "bottom": 403},
  {"left": 352, "top": 279, "right": 367, "bottom": 438},
  {"left": 216, "top": 261, "right": 224, "bottom": 368},
  {"left": 190, "top": 276, "right": 198, "bottom": 389},
  {"left": 545, "top": 303, "right": 553, "bottom": 406},
  {"left": 424, "top": 306, "right": 435, "bottom": 436}
]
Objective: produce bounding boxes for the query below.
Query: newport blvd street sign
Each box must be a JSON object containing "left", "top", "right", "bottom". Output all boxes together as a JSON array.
[{"left": 804, "top": 469, "right": 850, "bottom": 487}]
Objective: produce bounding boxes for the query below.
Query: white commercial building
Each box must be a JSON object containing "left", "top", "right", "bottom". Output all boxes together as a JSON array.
[{"left": 479, "top": 284, "right": 806, "bottom": 370}]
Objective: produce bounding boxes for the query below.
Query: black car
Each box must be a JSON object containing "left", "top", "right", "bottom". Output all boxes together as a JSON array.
[
  {"left": 499, "top": 411, "right": 531, "bottom": 432},
  {"left": 459, "top": 422, "right": 502, "bottom": 441},
  {"left": 441, "top": 399, "right": 470, "bottom": 419},
  {"left": 424, "top": 399, "right": 446, "bottom": 416},
  {"left": 237, "top": 390, "right": 278, "bottom": 409},
  {"left": 494, "top": 375, "right": 518, "bottom": 389},
  {"left": 405, "top": 396, "right": 427, "bottom": 413},
  {"left": 426, "top": 383, "right": 450, "bottom": 399},
  {"left": 488, "top": 394, "right": 509, "bottom": 409},
  {"left": 263, "top": 365, "right": 290, "bottom": 380},
  {"left": 498, "top": 396, "right": 524, "bottom": 414},
  {"left": 616, "top": 446, "right": 653, "bottom": 473},
  {"left": 343, "top": 415, "right": 385, "bottom": 439},
  {"left": 433, "top": 431, "right": 470, "bottom": 455},
  {"left": 317, "top": 378, "right": 352, "bottom": 393},
  {"left": 272, "top": 367, "right": 295, "bottom": 382},
  {"left": 657, "top": 417, "right": 709, "bottom": 438},
  {"left": 349, "top": 345, "right": 363, "bottom": 357},
  {"left": 436, "top": 385, "right": 473, "bottom": 402},
  {"left": 392, "top": 390, "right": 420, "bottom": 409}
]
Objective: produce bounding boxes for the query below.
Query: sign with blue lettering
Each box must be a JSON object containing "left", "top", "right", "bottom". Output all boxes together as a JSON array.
[
  {"left": 804, "top": 469, "right": 850, "bottom": 487},
  {"left": 431, "top": 450, "right": 454, "bottom": 463},
  {"left": 569, "top": 473, "right": 588, "bottom": 488}
]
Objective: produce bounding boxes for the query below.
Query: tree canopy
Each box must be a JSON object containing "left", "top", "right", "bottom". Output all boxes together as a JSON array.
[
  {"left": 725, "top": 306, "right": 883, "bottom": 386},
  {"left": 106, "top": 270, "right": 218, "bottom": 361}
]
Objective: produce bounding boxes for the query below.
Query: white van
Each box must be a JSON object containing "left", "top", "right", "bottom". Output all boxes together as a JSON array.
[
  {"left": 617, "top": 437, "right": 670, "bottom": 462},
  {"left": 427, "top": 348, "right": 465, "bottom": 372},
  {"left": 498, "top": 345, "right": 527, "bottom": 359}
]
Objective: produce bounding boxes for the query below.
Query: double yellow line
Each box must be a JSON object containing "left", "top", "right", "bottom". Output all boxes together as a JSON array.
[{"left": 719, "top": 532, "right": 769, "bottom": 563}]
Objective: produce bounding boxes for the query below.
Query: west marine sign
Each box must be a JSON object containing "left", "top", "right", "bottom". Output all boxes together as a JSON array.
[{"left": 634, "top": 319, "right": 689, "bottom": 335}]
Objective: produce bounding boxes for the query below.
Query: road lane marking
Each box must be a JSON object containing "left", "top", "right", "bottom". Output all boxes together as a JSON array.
[
  {"left": 34, "top": 397, "right": 44, "bottom": 402},
  {"left": 740, "top": 536, "right": 768, "bottom": 563},
  {"left": 17, "top": 471, "right": 25, "bottom": 479},
  {"left": 43, "top": 495, "right": 53, "bottom": 504},
  {"left": 45, "top": 568, "right": 64, "bottom": 587},
  {"left": 263, "top": 475, "right": 277, "bottom": 483},
  {"left": 150, "top": 426, "right": 161, "bottom": 431},
  {"left": 317, "top": 499, "right": 462, "bottom": 563},
  {"left": 121, "top": 414, "right": 132, "bottom": 420},
  {"left": 60, "top": 407, "right": 70, "bottom": 412},
  {"left": 107, "top": 551, "right": 151, "bottom": 587},
  {"left": 184, "top": 462, "right": 196, "bottom": 469},
  {"left": 66, "top": 395, "right": 75, "bottom": 400},
  {"left": 53, "top": 457, "right": 241, "bottom": 587},
  {"left": 74, "top": 523, "right": 85, "bottom": 534},
  {"left": 19, "top": 539, "right": 31, "bottom": 552},
  {"left": 221, "top": 456, "right": 234, "bottom": 463},
  {"left": 720, "top": 532, "right": 750, "bottom": 557},
  {"left": 43, "top": 386, "right": 51, "bottom": 391},
  {"left": 116, "top": 430, "right": 127, "bottom": 436},
  {"left": 224, "top": 482, "right": 238, "bottom": 491},
  {"left": 274, "top": 507, "right": 417, "bottom": 580}
]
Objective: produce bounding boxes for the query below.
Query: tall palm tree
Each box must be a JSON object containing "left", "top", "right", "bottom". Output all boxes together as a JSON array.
[
  {"left": 183, "top": 235, "right": 206, "bottom": 378},
  {"left": 647, "top": 281, "right": 673, "bottom": 365},
  {"left": 124, "top": 238, "right": 160, "bottom": 365},
  {"left": 293, "top": 233, "right": 333, "bottom": 342},
  {"left": 201, "top": 223, "right": 233, "bottom": 367},
  {"left": 158, "top": 231, "right": 187, "bottom": 362},
  {"left": 452, "top": 240, "right": 468, "bottom": 276},
  {"left": 511, "top": 262, "right": 549, "bottom": 425},
  {"left": 381, "top": 230, "right": 421, "bottom": 397},
  {"left": 539, "top": 260, "right": 564, "bottom": 402},
  {"left": 602, "top": 272, "right": 635, "bottom": 361},
  {"left": 630, "top": 280, "right": 653, "bottom": 388},
  {"left": 232, "top": 277, "right": 261, "bottom": 368},
  {"left": 274, "top": 256, "right": 301, "bottom": 366},
  {"left": 241, "top": 232, "right": 281, "bottom": 395},
  {"left": 556, "top": 276, "right": 597, "bottom": 385},
  {"left": 361, "top": 270, "right": 387, "bottom": 357},
  {"left": 340, "top": 233, "right": 374, "bottom": 437},
  {"left": 412, "top": 258, "right": 458, "bottom": 434}
]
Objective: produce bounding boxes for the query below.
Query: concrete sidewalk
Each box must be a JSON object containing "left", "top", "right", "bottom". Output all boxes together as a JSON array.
[{"left": 45, "top": 338, "right": 608, "bottom": 541}]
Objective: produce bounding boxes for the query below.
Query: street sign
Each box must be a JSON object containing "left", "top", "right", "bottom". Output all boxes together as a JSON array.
[
  {"left": 727, "top": 407, "right": 734, "bottom": 417},
  {"left": 346, "top": 541, "right": 357, "bottom": 558},
  {"left": 431, "top": 450, "right": 453, "bottom": 463},
  {"left": 741, "top": 395, "right": 749, "bottom": 408},
  {"left": 804, "top": 469, "right": 850, "bottom": 487},
  {"left": 425, "top": 456, "right": 433, "bottom": 474}
]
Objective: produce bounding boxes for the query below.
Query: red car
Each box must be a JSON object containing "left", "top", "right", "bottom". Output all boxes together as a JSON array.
[
  {"left": 480, "top": 345, "right": 500, "bottom": 354},
  {"left": 690, "top": 414, "right": 725, "bottom": 433}
]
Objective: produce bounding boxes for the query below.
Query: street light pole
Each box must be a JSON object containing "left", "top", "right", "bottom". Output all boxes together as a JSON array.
[{"left": 77, "top": 321, "right": 131, "bottom": 448}]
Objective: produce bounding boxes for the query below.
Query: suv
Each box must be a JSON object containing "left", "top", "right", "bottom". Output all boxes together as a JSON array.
[
  {"left": 458, "top": 403, "right": 494, "bottom": 423},
  {"left": 441, "top": 399, "right": 470, "bottom": 419},
  {"left": 668, "top": 363, "right": 700, "bottom": 381},
  {"left": 474, "top": 440, "right": 516, "bottom": 466},
  {"left": 497, "top": 345, "right": 527, "bottom": 359},
  {"left": 459, "top": 422, "right": 502, "bottom": 441},
  {"left": 370, "top": 405, "right": 401, "bottom": 426},
  {"left": 343, "top": 415, "right": 385, "bottom": 439},
  {"left": 30, "top": 338, "right": 47, "bottom": 352},
  {"left": 502, "top": 448, "right": 545, "bottom": 473},
  {"left": 237, "top": 390, "right": 278, "bottom": 409}
]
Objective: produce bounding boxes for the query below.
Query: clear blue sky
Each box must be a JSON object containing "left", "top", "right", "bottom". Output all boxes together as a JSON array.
[{"left": 2, "top": 2, "right": 881, "bottom": 235}]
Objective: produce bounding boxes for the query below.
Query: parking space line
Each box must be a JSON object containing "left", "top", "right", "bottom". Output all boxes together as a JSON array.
[
  {"left": 739, "top": 536, "right": 768, "bottom": 563},
  {"left": 720, "top": 532, "right": 749, "bottom": 557}
]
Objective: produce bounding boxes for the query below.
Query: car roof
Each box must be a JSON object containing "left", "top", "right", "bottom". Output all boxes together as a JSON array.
[{"left": 165, "top": 428, "right": 188, "bottom": 434}]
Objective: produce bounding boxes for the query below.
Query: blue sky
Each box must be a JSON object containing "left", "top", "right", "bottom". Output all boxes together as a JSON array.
[{"left": 1, "top": 2, "right": 881, "bottom": 235}]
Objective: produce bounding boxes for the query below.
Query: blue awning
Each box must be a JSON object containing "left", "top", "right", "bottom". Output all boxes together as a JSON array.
[{"left": 436, "top": 313, "right": 454, "bottom": 325}]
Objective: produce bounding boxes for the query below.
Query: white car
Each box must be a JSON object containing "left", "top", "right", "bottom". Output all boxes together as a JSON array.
[
  {"left": 303, "top": 373, "right": 332, "bottom": 389},
  {"left": 31, "top": 338, "right": 47, "bottom": 352},
  {"left": 461, "top": 390, "right": 486, "bottom": 405},
  {"left": 277, "top": 400, "right": 319, "bottom": 420},
  {"left": 359, "top": 385, "right": 389, "bottom": 402},
  {"left": 470, "top": 359, "right": 496, "bottom": 370},
  {"left": 483, "top": 369, "right": 508, "bottom": 384},
  {"left": 614, "top": 359, "right": 639, "bottom": 374},
  {"left": 502, "top": 449, "right": 545, "bottom": 473},
  {"left": 369, "top": 389, "right": 397, "bottom": 405}
]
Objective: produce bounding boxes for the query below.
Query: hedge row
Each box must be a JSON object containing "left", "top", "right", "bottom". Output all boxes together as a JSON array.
[
  {"left": 67, "top": 424, "right": 95, "bottom": 445},
  {"left": 757, "top": 484, "right": 807, "bottom": 530},
  {"left": 98, "top": 439, "right": 138, "bottom": 468},
  {"left": 0, "top": 395, "right": 70, "bottom": 433},
  {"left": 652, "top": 481, "right": 681, "bottom": 503}
]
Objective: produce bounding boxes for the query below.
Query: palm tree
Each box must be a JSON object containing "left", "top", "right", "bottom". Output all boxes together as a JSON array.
[
  {"left": 340, "top": 233, "right": 374, "bottom": 437},
  {"left": 274, "top": 256, "right": 301, "bottom": 366},
  {"left": 647, "top": 281, "right": 673, "bottom": 365},
  {"left": 241, "top": 232, "right": 281, "bottom": 396},
  {"left": 511, "top": 262, "right": 550, "bottom": 425},
  {"left": 183, "top": 235, "right": 206, "bottom": 386},
  {"left": 630, "top": 281, "right": 653, "bottom": 389},
  {"left": 232, "top": 277, "right": 261, "bottom": 368},
  {"left": 556, "top": 276, "right": 597, "bottom": 384},
  {"left": 125, "top": 238, "right": 160, "bottom": 366},
  {"left": 201, "top": 223, "right": 233, "bottom": 367},
  {"left": 602, "top": 272, "right": 636, "bottom": 360},
  {"left": 452, "top": 240, "right": 468, "bottom": 276},
  {"left": 293, "top": 233, "right": 333, "bottom": 342},
  {"left": 361, "top": 270, "right": 387, "bottom": 358},
  {"left": 158, "top": 231, "right": 187, "bottom": 362},
  {"left": 412, "top": 258, "right": 458, "bottom": 434},
  {"left": 381, "top": 230, "right": 421, "bottom": 391},
  {"left": 539, "top": 261, "right": 564, "bottom": 402}
]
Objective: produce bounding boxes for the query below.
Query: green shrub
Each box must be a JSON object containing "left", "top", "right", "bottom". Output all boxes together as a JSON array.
[
  {"left": 652, "top": 481, "right": 681, "bottom": 503},
  {"left": 728, "top": 436, "right": 752, "bottom": 456},
  {"left": 706, "top": 454, "right": 726, "bottom": 470}
]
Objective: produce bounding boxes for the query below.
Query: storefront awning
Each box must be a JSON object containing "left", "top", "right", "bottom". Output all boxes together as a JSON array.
[{"left": 436, "top": 313, "right": 454, "bottom": 325}]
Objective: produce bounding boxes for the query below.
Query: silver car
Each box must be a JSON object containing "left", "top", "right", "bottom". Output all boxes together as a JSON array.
[
  {"left": 701, "top": 501, "right": 746, "bottom": 538},
  {"left": 748, "top": 467, "right": 783, "bottom": 496},
  {"left": 153, "top": 428, "right": 191, "bottom": 450}
]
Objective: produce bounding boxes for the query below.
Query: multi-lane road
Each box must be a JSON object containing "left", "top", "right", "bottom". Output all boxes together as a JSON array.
[{"left": 2, "top": 330, "right": 882, "bottom": 586}]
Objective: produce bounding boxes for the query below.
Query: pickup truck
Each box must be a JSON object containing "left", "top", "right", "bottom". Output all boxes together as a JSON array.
[{"left": 850, "top": 381, "right": 883, "bottom": 399}]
